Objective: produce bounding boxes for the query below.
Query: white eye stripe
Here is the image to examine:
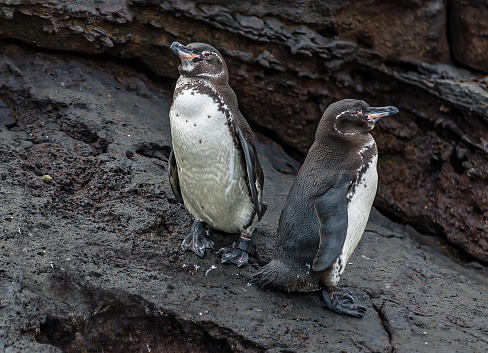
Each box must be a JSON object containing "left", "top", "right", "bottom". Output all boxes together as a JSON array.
[
  {"left": 334, "top": 110, "right": 357, "bottom": 136},
  {"left": 195, "top": 72, "right": 224, "bottom": 77}
]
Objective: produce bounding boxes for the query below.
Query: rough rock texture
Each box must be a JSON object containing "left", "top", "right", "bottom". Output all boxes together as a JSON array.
[
  {"left": 372, "top": 63, "right": 488, "bottom": 262},
  {"left": 448, "top": 0, "right": 488, "bottom": 72},
  {"left": 1, "top": 41, "right": 488, "bottom": 353},
  {"left": 0, "top": 0, "right": 453, "bottom": 151},
  {"left": 0, "top": 0, "right": 487, "bottom": 262}
]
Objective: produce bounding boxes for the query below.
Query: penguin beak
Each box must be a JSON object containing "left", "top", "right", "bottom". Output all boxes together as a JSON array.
[
  {"left": 170, "top": 42, "right": 201, "bottom": 61},
  {"left": 366, "top": 106, "right": 399, "bottom": 121}
]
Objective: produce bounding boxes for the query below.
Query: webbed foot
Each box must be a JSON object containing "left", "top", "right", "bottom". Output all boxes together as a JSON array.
[
  {"left": 181, "top": 220, "right": 214, "bottom": 258},
  {"left": 216, "top": 237, "right": 249, "bottom": 268},
  {"left": 335, "top": 287, "right": 355, "bottom": 303},
  {"left": 321, "top": 289, "right": 367, "bottom": 318}
]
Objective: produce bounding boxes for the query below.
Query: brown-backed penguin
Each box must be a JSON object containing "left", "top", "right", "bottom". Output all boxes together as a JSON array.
[
  {"left": 252, "top": 99, "right": 398, "bottom": 317},
  {"left": 168, "top": 42, "right": 266, "bottom": 267}
]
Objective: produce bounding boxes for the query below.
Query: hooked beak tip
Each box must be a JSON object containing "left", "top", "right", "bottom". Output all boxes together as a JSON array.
[
  {"left": 170, "top": 42, "right": 199, "bottom": 60},
  {"left": 367, "top": 106, "right": 399, "bottom": 120}
]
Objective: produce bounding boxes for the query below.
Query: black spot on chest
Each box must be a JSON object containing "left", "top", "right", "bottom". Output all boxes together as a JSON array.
[
  {"left": 346, "top": 143, "right": 377, "bottom": 203},
  {"left": 174, "top": 78, "right": 242, "bottom": 145},
  {"left": 174, "top": 80, "right": 232, "bottom": 121}
]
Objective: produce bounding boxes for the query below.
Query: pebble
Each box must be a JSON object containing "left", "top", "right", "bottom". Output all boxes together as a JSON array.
[{"left": 21, "top": 140, "right": 33, "bottom": 149}]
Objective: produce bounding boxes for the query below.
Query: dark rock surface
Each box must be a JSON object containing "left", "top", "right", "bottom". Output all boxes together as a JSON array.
[
  {"left": 1, "top": 41, "right": 488, "bottom": 353},
  {"left": 448, "top": 0, "right": 488, "bottom": 72},
  {"left": 0, "top": 0, "right": 487, "bottom": 263}
]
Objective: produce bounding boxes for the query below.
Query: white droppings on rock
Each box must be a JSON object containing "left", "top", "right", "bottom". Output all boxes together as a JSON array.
[{"left": 205, "top": 265, "right": 217, "bottom": 276}]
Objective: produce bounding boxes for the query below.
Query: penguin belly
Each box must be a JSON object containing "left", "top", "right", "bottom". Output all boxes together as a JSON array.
[
  {"left": 325, "top": 154, "right": 378, "bottom": 287},
  {"left": 169, "top": 87, "right": 254, "bottom": 232}
]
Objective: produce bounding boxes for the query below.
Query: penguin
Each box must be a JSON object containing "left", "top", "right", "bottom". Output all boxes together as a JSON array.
[
  {"left": 252, "top": 99, "right": 398, "bottom": 317},
  {"left": 168, "top": 42, "right": 266, "bottom": 267}
]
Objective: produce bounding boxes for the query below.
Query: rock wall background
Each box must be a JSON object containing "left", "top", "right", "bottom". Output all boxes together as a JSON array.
[
  {"left": 2, "top": 0, "right": 486, "bottom": 264},
  {"left": 2, "top": 0, "right": 487, "bottom": 263}
]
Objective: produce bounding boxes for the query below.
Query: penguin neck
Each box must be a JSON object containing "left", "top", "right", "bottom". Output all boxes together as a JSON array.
[
  {"left": 316, "top": 130, "right": 373, "bottom": 152},
  {"left": 306, "top": 132, "right": 374, "bottom": 171},
  {"left": 178, "top": 68, "right": 228, "bottom": 86},
  {"left": 179, "top": 76, "right": 229, "bottom": 93}
]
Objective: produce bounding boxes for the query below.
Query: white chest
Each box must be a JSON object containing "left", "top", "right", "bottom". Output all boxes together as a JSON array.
[
  {"left": 170, "top": 86, "right": 233, "bottom": 154},
  {"left": 342, "top": 153, "right": 378, "bottom": 261},
  {"left": 169, "top": 84, "right": 253, "bottom": 232}
]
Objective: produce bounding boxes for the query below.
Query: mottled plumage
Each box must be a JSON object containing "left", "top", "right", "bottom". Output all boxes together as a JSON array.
[{"left": 169, "top": 42, "right": 266, "bottom": 267}]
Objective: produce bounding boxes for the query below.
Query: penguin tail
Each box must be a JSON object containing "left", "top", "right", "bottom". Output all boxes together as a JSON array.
[{"left": 251, "top": 260, "right": 294, "bottom": 292}]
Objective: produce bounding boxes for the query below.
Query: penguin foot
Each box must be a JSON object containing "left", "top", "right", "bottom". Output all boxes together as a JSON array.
[
  {"left": 181, "top": 220, "right": 214, "bottom": 258},
  {"left": 216, "top": 237, "right": 249, "bottom": 268},
  {"left": 321, "top": 289, "right": 367, "bottom": 318},
  {"left": 335, "top": 287, "right": 354, "bottom": 303}
]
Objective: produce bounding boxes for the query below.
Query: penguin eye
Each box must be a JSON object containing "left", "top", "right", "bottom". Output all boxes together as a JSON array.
[
  {"left": 350, "top": 110, "right": 363, "bottom": 116},
  {"left": 202, "top": 51, "right": 211, "bottom": 57}
]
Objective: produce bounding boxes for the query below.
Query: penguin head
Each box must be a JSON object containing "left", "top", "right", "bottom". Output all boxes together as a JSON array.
[
  {"left": 320, "top": 99, "right": 398, "bottom": 138},
  {"left": 171, "top": 42, "right": 228, "bottom": 81}
]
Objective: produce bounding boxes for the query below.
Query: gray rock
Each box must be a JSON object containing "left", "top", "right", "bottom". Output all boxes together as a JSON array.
[{"left": 1, "top": 40, "right": 487, "bottom": 353}]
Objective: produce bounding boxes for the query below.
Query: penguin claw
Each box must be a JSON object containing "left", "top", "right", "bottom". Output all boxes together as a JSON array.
[
  {"left": 216, "top": 237, "right": 250, "bottom": 267},
  {"left": 181, "top": 234, "right": 214, "bottom": 258},
  {"left": 321, "top": 290, "right": 367, "bottom": 318},
  {"left": 335, "top": 287, "right": 355, "bottom": 303},
  {"left": 181, "top": 221, "right": 214, "bottom": 258},
  {"left": 217, "top": 248, "right": 249, "bottom": 267}
]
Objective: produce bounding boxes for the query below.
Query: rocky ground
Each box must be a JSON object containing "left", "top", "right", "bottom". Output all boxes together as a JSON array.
[{"left": 1, "top": 41, "right": 487, "bottom": 353}]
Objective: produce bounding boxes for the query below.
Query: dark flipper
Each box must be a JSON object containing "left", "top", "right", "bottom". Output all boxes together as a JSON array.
[
  {"left": 216, "top": 236, "right": 249, "bottom": 268},
  {"left": 321, "top": 289, "right": 367, "bottom": 318},
  {"left": 235, "top": 127, "right": 261, "bottom": 219},
  {"left": 312, "top": 176, "right": 350, "bottom": 272},
  {"left": 169, "top": 149, "right": 183, "bottom": 204},
  {"left": 181, "top": 220, "right": 214, "bottom": 258}
]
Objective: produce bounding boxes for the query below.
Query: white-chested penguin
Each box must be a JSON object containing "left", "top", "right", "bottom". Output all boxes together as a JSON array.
[
  {"left": 252, "top": 99, "right": 398, "bottom": 317},
  {"left": 168, "top": 42, "right": 266, "bottom": 267}
]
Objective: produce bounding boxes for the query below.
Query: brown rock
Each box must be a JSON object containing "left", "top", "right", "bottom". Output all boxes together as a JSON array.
[
  {"left": 334, "top": 0, "right": 450, "bottom": 63},
  {"left": 374, "top": 93, "right": 488, "bottom": 262},
  {"left": 449, "top": 0, "right": 488, "bottom": 72}
]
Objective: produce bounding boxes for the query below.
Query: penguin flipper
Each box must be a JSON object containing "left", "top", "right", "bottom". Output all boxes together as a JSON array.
[
  {"left": 235, "top": 126, "right": 261, "bottom": 218},
  {"left": 169, "top": 149, "right": 183, "bottom": 204},
  {"left": 312, "top": 178, "right": 350, "bottom": 272}
]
